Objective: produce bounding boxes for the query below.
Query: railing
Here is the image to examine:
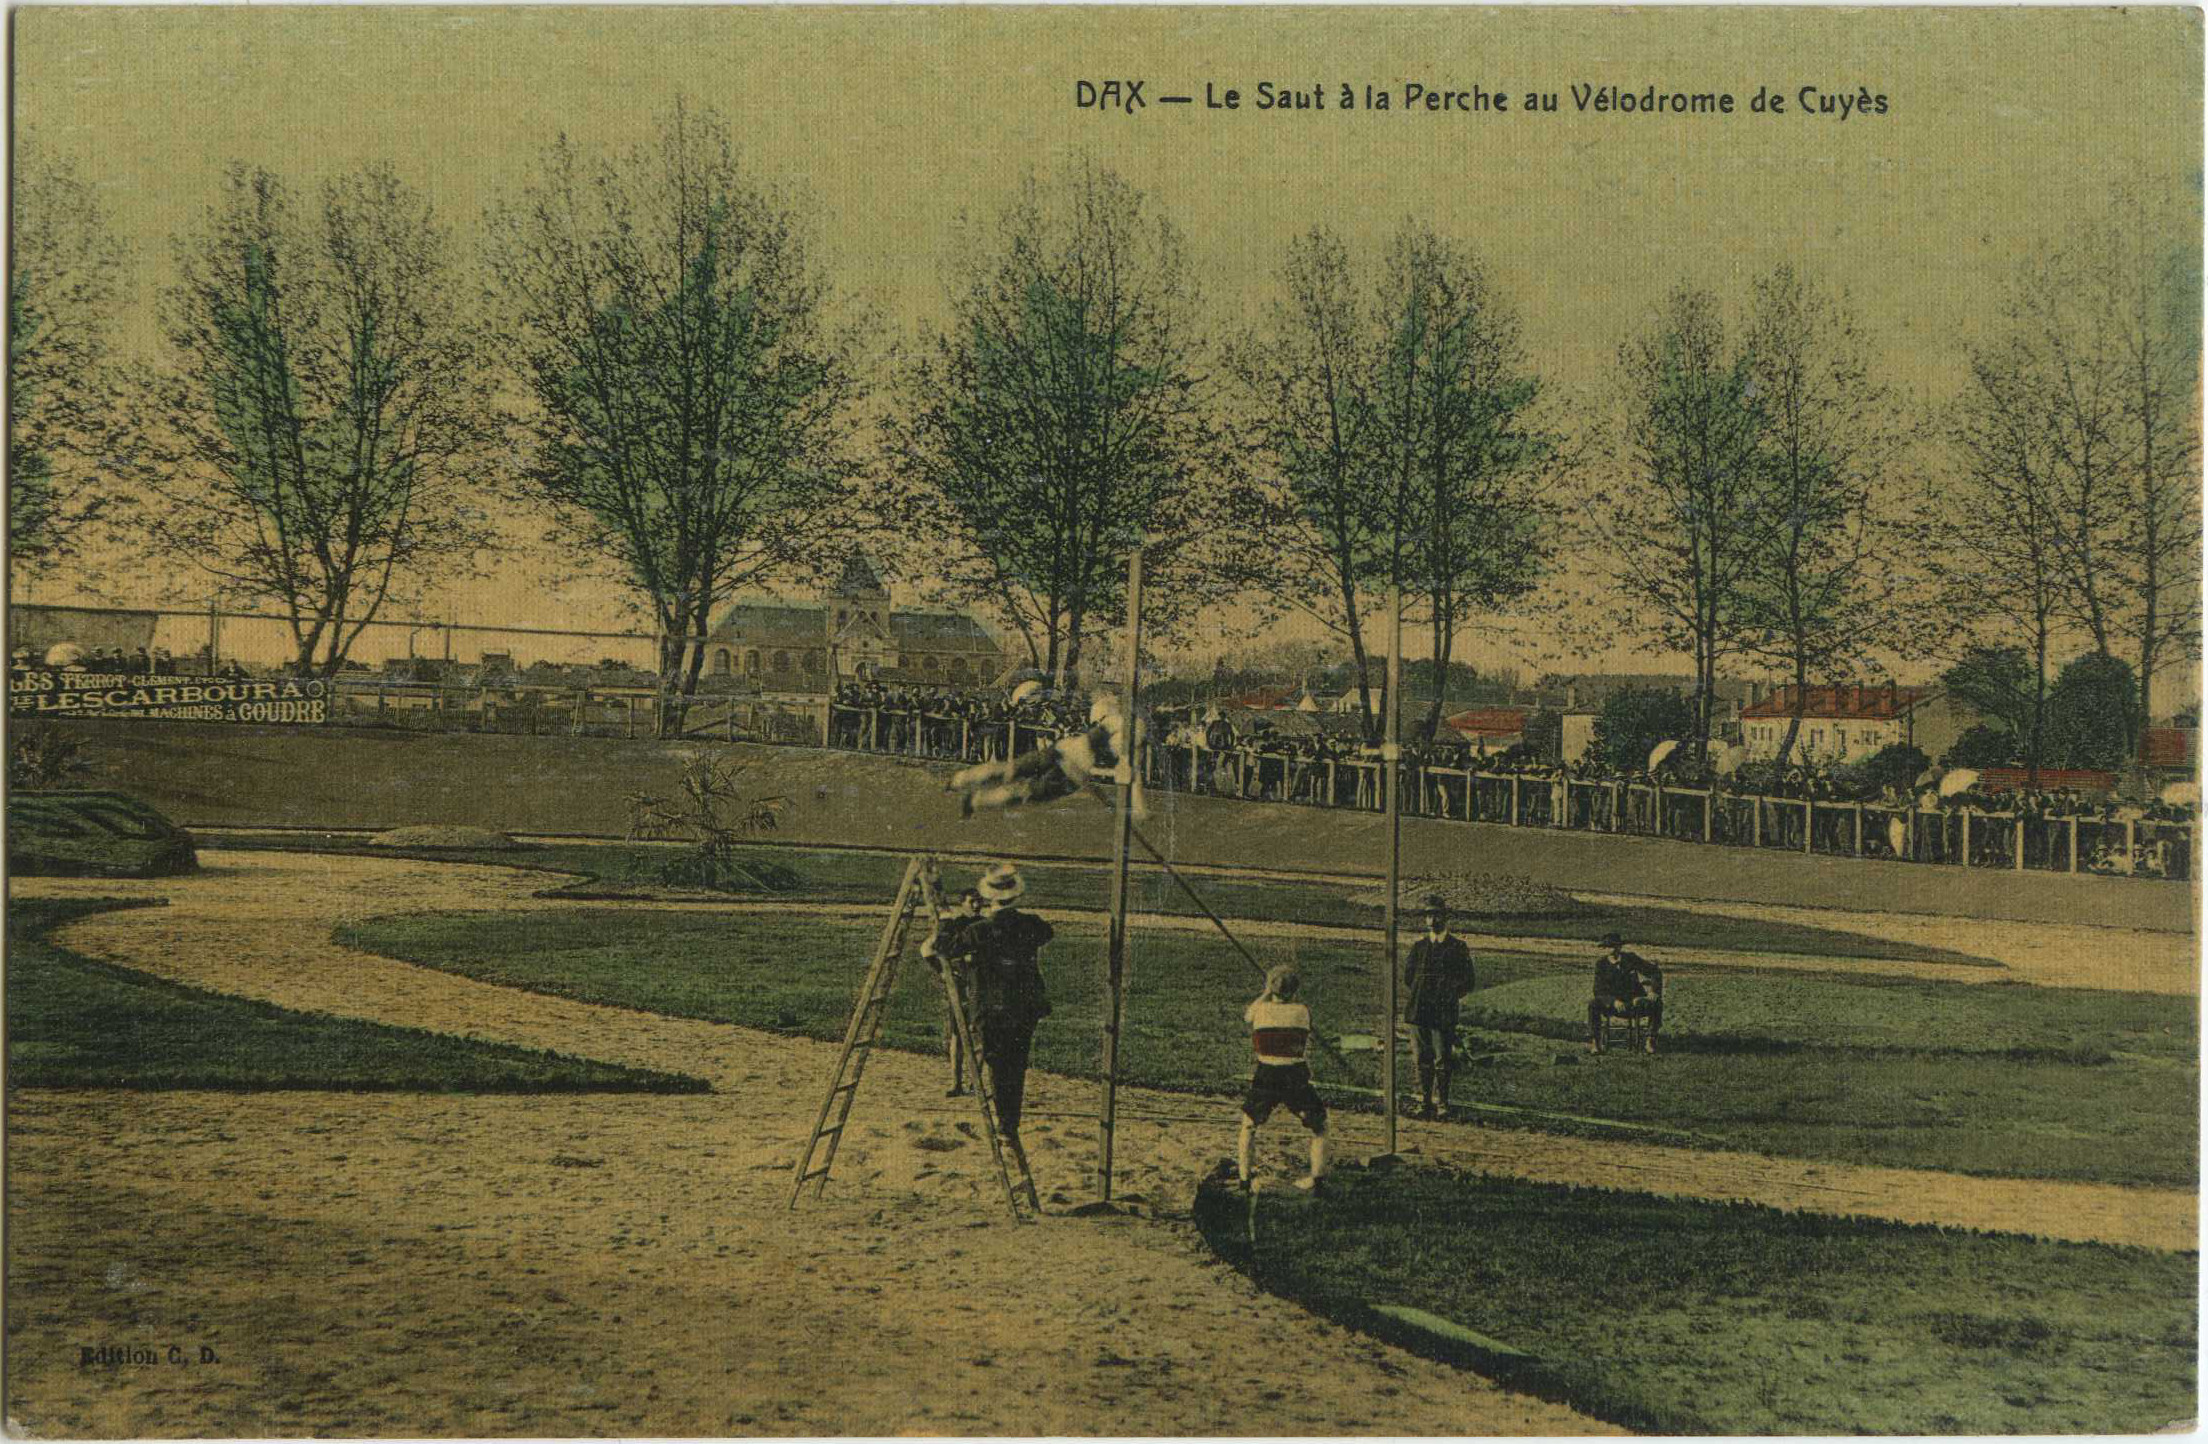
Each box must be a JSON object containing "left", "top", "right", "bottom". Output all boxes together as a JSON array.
[
  {"left": 331, "top": 680, "right": 827, "bottom": 746},
  {"left": 818, "top": 716, "right": 2194, "bottom": 883}
]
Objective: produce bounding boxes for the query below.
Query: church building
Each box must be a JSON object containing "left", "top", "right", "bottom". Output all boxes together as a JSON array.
[{"left": 702, "top": 557, "right": 1008, "bottom": 695}]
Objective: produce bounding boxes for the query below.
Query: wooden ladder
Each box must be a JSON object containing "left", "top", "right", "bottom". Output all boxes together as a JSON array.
[{"left": 788, "top": 856, "right": 1034, "bottom": 1221}]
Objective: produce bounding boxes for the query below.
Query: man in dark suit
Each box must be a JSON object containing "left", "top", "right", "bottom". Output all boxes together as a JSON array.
[
  {"left": 1403, "top": 896, "right": 1475, "bottom": 1120},
  {"left": 1588, "top": 932, "right": 1664, "bottom": 1054},
  {"left": 944, "top": 864, "right": 1055, "bottom": 1147}
]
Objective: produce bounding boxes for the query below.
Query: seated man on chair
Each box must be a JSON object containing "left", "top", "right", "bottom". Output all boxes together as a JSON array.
[{"left": 1588, "top": 932, "right": 1663, "bottom": 1055}]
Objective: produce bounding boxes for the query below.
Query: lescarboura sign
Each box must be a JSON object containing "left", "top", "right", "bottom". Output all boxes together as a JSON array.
[{"left": 9, "top": 669, "right": 329, "bottom": 724}]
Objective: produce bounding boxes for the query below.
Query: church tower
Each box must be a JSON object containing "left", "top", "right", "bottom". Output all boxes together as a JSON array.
[{"left": 825, "top": 554, "right": 894, "bottom": 677}]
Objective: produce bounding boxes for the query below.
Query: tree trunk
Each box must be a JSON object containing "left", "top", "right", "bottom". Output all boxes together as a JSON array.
[
  {"left": 2025, "top": 623, "right": 2049, "bottom": 786},
  {"left": 1343, "top": 582, "right": 1378, "bottom": 745},
  {"left": 1060, "top": 601, "right": 1086, "bottom": 692},
  {"left": 1775, "top": 655, "right": 1809, "bottom": 766},
  {"left": 1421, "top": 601, "right": 1453, "bottom": 744}
]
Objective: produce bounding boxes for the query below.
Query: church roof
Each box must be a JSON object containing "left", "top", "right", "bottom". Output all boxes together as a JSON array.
[
  {"left": 889, "top": 609, "right": 1000, "bottom": 652},
  {"left": 713, "top": 600, "right": 826, "bottom": 647},
  {"left": 709, "top": 596, "right": 1002, "bottom": 655}
]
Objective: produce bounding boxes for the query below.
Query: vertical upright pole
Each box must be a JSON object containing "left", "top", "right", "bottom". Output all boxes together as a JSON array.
[
  {"left": 1382, "top": 583, "right": 1403, "bottom": 1158},
  {"left": 206, "top": 597, "right": 219, "bottom": 674},
  {"left": 1098, "top": 548, "right": 1144, "bottom": 1202}
]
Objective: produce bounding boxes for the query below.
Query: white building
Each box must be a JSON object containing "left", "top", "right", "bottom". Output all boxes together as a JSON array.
[{"left": 1738, "top": 684, "right": 1972, "bottom": 763}]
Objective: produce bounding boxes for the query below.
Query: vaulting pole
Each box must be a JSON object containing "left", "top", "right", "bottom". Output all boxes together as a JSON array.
[
  {"left": 1382, "top": 582, "right": 1403, "bottom": 1158},
  {"left": 1098, "top": 546, "right": 1144, "bottom": 1202}
]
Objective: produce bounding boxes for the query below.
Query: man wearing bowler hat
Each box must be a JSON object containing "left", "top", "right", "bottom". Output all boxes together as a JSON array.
[
  {"left": 1403, "top": 895, "right": 1475, "bottom": 1120},
  {"left": 1589, "top": 932, "right": 1664, "bottom": 1054}
]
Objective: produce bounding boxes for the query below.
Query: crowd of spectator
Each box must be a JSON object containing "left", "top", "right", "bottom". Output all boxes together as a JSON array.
[
  {"left": 830, "top": 680, "right": 1087, "bottom": 758},
  {"left": 10, "top": 644, "right": 223, "bottom": 677},
  {"left": 823, "top": 682, "right": 2195, "bottom": 881}
]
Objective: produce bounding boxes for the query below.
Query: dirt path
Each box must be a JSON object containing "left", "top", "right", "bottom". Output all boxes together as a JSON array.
[
  {"left": 1579, "top": 891, "right": 2200, "bottom": 996},
  {"left": 7, "top": 852, "right": 2196, "bottom": 1437}
]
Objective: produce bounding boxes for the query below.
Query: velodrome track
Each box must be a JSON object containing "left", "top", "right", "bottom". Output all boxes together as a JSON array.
[
  {"left": 6, "top": 847, "right": 2196, "bottom": 1435},
  {"left": 76, "top": 720, "right": 2198, "bottom": 933}
]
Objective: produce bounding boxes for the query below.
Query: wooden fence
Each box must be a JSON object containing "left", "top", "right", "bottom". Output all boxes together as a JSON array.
[
  {"left": 820, "top": 713, "right": 2195, "bottom": 883},
  {"left": 333, "top": 681, "right": 827, "bottom": 746}
]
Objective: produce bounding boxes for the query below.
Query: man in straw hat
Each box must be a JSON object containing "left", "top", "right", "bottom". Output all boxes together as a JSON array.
[
  {"left": 942, "top": 863, "right": 1056, "bottom": 1143},
  {"left": 1403, "top": 895, "right": 1475, "bottom": 1121}
]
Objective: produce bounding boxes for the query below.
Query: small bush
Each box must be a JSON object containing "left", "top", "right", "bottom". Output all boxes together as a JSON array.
[{"left": 1362, "top": 871, "right": 1594, "bottom": 920}]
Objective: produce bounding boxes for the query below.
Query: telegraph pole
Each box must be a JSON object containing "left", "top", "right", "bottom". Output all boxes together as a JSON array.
[
  {"left": 1098, "top": 546, "right": 1145, "bottom": 1202},
  {"left": 1382, "top": 582, "right": 1403, "bottom": 1157}
]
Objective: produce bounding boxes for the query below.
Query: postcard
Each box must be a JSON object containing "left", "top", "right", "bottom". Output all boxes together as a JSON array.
[{"left": 7, "top": 6, "right": 2200, "bottom": 1435}]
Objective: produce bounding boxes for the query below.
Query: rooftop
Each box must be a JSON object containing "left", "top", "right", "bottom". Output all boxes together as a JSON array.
[{"left": 1740, "top": 684, "right": 1937, "bottom": 722}]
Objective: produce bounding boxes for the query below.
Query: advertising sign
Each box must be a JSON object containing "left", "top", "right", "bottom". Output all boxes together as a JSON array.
[{"left": 8, "top": 669, "right": 330, "bottom": 724}]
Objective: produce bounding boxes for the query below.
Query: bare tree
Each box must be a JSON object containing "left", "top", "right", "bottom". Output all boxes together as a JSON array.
[
  {"left": 1586, "top": 284, "right": 1769, "bottom": 750},
  {"left": 134, "top": 163, "right": 496, "bottom": 676},
  {"left": 1957, "top": 183, "right": 2201, "bottom": 738},
  {"left": 1735, "top": 266, "right": 1925, "bottom": 764},
  {"left": 1934, "top": 329, "right": 2070, "bottom": 784},
  {"left": 1220, "top": 226, "right": 1391, "bottom": 738},
  {"left": 483, "top": 100, "right": 871, "bottom": 721},
  {"left": 888, "top": 158, "right": 1221, "bottom": 687},
  {"left": 2098, "top": 187, "right": 2202, "bottom": 721},
  {"left": 10, "top": 141, "right": 131, "bottom": 579},
  {"left": 1226, "top": 224, "right": 1558, "bottom": 744},
  {"left": 1377, "top": 226, "right": 1561, "bottom": 743}
]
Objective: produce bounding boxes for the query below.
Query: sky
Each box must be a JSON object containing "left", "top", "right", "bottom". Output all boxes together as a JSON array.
[{"left": 12, "top": 6, "right": 2203, "bottom": 704}]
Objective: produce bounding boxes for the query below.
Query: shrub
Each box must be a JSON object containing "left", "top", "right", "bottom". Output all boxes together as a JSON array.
[
  {"left": 9, "top": 722, "right": 96, "bottom": 790},
  {"left": 1592, "top": 688, "right": 1697, "bottom": 773},
  {"left": 1360, "top": 870, "right": 1593, "bottom": 920},
  {"left": 1857, "top": 743, "right": 1931, "bottom": 793},
  {"left": 1943, "top": 724, "right": 2018, "bottom": 769}
]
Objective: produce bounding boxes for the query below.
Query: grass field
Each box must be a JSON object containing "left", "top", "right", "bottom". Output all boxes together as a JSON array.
[
  {"left": 1193, "top": 1164, "right": 2198, "bottom": 1435},
  {"left": 214, "top": 834, "right": 1990, "bottom": 964},
  {"left": 8, "top": 898, "right": 707, "bottom": 1094},
  {"left": 336, "top": 907, "right": 2200, "bottom": 1186}
]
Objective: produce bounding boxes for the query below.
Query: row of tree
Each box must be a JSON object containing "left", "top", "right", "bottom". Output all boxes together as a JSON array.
[{"left": 11, "top": 105, "right": 2200, "bottom": 757}]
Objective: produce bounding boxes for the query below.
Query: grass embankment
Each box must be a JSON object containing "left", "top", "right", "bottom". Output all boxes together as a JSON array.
[
  {"left": 8, "top": 898, "right": 707, "bottom": 1094},
  {"left": 215, "top": 834, "right": 1985, "bottom": 964},
  {"left": 81, "top": 720, "right": 2196, "bottom": 931},
  {"left": 1193, "top": 1165, "right": 2198, "bottom": 1435},
  {"left": 336, "top": 908, "right": 2198, "bottom": 1186}
]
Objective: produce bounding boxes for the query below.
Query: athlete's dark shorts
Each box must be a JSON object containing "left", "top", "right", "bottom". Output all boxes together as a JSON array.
[{"left": 1242, "top": 1061, "right": 1327, "bottom": 1131}]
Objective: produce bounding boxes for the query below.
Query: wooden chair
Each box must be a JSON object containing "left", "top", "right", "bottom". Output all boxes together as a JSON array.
[{"left": 1595, "top": 996, "right": 1662, "bottom": 1052}]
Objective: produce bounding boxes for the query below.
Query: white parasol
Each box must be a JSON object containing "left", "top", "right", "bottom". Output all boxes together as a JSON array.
[
  {"left": 1938, "top": 768, "right": 1980, "bottom": 798},
  {"left": 2159, "top": 782, "right": 2199, "bottom": 806},
  {"left": 1647, "top": 739, "right": 1680, "bottom": 771},
  {"left": 1007, "top": 679, "right": 1043, "bottom": 708}
]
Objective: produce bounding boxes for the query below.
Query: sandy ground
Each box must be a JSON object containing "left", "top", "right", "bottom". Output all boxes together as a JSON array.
[{"left": 6, "top": 851, "right": 2198, "bottom": 1437}]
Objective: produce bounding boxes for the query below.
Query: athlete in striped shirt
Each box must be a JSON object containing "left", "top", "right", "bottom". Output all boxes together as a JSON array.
[{"left": 1237, "top": 964, "right": 1329, "bottom": 1192}]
